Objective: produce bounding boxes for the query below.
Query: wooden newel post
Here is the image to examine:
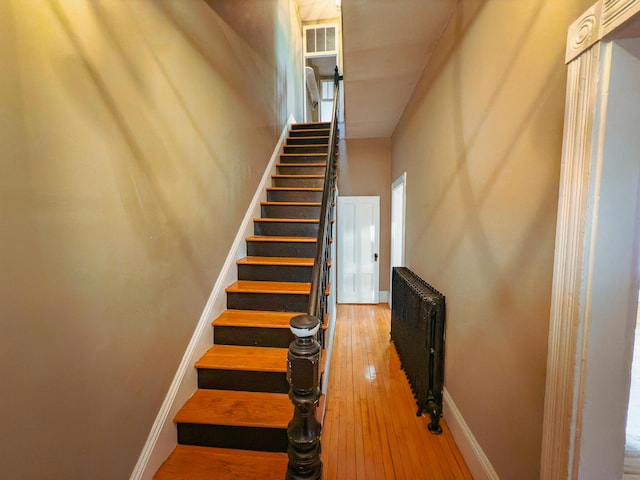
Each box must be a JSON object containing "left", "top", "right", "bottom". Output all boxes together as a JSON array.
[{"left": 286, "top": 314, "right": 322, "bottom": 480}]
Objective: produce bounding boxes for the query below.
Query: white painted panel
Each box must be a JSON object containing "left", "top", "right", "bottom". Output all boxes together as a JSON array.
[
  {"left": 390, "top": 173, "right": 407, "bottom": 308},
  {"left": 337, "top": 196, "right": 380, "bottom": 303}
]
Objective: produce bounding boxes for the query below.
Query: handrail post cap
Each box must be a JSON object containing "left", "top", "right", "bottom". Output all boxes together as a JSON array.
[{"left": 290, "top": 314, "right": 320, "bottom": 338}]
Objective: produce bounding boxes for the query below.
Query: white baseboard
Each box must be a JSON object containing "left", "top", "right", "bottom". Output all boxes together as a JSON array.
[
  {"left": 443, "top": 388, "right": 500, "bottom": 480},
  {"left": 379, "top": 291, "right": 389, "bottom": 303},
  {"left": 129, "top": 115, "right": 295, "bottom": 480}
]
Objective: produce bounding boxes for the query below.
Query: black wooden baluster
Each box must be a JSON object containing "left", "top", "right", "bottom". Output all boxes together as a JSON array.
[
  {"left": 286, "top": 67, "right": 341, "bottom": 480},
  {"left": 286, "top": 314, "right": 322, "bottom": 480}
]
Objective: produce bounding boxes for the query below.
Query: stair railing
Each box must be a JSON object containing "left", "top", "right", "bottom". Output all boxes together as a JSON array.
[{"left": 286, "top": 67, "right": 342, "bottom": 480}]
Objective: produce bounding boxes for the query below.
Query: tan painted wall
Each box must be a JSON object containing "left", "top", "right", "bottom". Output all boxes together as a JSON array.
[
  {"left": 337, "top": 137, "right": 391, "bottom": 293},
  {"left": 0, "top": 1, "right": 302, "bottom": 478},
  {"left": 391, "top": 1, "right": 593, "bottom": 478}
]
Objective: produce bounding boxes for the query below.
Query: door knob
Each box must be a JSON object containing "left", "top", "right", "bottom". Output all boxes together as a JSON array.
[{"left": 374, "top": 253, "right": 378, "bottom": 262}]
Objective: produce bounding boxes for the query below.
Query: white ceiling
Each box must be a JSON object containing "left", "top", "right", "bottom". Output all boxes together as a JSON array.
[{"left": 296, "top": 0, "right": 457, "bottom": 139}]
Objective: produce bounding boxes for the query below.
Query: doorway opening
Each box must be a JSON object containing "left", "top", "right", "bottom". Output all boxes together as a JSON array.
[
  {"left": 303, "top": 23, "right": 340, "bottom": 123},
  {"left": 390, "top": 173, "right": 406, "bottom": 308},
  {"left": 627, "top": 293, "right": 640, "bottom": 474}
]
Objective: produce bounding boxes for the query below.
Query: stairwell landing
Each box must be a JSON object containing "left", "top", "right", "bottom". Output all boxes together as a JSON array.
[{"left": 153, "top": 122, "right": 332, "bottom": 479}]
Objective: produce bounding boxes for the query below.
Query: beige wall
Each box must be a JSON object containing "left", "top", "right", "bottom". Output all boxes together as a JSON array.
[
  {"left": 391, "top": 1, "right": 593, "bottom": 478},
  {"left": 0, "top": 1, "right": 302, "bottom": 479},
  {"left": 338, "top": 137, "right": 391, "bottom": 293}
]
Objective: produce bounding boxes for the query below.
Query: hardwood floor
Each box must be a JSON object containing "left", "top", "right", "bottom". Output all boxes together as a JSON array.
[{"left": 322, "top": 304, "right": 472, "bottom": 479}]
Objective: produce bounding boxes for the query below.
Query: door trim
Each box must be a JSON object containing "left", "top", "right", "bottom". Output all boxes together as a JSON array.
[
  {"left": 390, "top": 172, "right": 407, "bottom": 308},
  {"left": 542, "top": 2, "right": 640, "bottom": 478}
]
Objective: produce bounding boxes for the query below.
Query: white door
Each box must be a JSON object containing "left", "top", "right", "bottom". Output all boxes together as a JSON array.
[
  {"left": 337, "top": 196, "right": 380, "bottom": 304},
  {"left": 319, "top": 79, "right": 335, "bottom": 122},
  {"left": 390, "top": 173, "right": 406, "bottom": 308}
]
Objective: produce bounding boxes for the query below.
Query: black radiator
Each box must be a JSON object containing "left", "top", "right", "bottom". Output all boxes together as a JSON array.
[{"left": 391, "top": 267, "right": 446, "bottom": 434}]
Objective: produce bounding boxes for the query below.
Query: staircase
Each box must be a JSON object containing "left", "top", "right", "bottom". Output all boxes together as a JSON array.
[{"left": 154, "top": 122, "right": 332, "bottom": 479}]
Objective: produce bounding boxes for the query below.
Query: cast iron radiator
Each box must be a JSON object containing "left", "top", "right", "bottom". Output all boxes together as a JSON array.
[{"left": 391, "top": 267, "right": 446, "bottom": 434}]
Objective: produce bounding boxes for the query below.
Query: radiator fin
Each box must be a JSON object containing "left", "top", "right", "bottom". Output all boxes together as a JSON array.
[{"left": 391, "top": 267, "right": 446, "bottom": 434}]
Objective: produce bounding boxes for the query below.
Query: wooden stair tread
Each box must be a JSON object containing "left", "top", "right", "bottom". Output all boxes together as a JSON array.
[
  {"left": 196, "top": 345, "right": 327, "bottom": 373},
  {"left": 246, "top": 235, "right": 316, "bottom": 243},
  {"left": 225, "top": 280, "right": 311, "bottom": 295},
  {"left": 271, "top": 174, "right": 325, "bottom": 178},
  {"left": 287, "top": 136, "right": 330, "bottom": 139},
  {"left": 175, "top": 389, "right": 291, "bottom": 428},
  {"left": 213, "top": 309, "right": 329, "bottom": 329},
  {"left": 266, "top": 187, "right": 323, "bottom": 191},
  {"left": 279, "top": 153, "right": 327, "bottom": 157},
  {"left": 237, "top": 256, "right": 314, "bottom": 266},
  {"left": 260, "top": 201, "right": 322, "bottom": 206},
  {"left": 285, "top": 143, "right": 328, "bottom": 146},
  {"left": 275, "top": 163, "right": 327, "bottom": 167},
  {"left": 154, "top": 445, "right": 287, "bottom": 480},
  {"left": 196, "top": 345, "right": 289, "bottom": 372},
  {"left": 213, "top": 310, "right": 302, "bottom": 328},
  {"left": 253, "top": 217, "right": 319, "bottom": 223}
]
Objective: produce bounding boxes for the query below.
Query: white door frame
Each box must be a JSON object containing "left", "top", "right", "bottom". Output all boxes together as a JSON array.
[
  {"left": 390, "top": 173, "right": 407, "bottom": 308},
  {"left": 542, "top": 2, "right": 640, "bottom": 479}
]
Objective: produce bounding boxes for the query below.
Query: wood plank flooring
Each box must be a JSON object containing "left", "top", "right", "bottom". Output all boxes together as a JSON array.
[{"left": 322, "top": 304, "right": 473, "bottom": 479}]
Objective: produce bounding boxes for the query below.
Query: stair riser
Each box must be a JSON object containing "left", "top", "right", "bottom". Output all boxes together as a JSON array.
[
  {"left": 276, "top": 165, "right": 326, "bottom": 175},
  {"left": 238, "top": 264, "right": 312, "bottom": 282},
  {"left": 279, "top": 155, "right": 327, "bottom": 164},
  {"left": 287, "top": 137, "right": 329, "bottom": 145},
  {"left": 214, "top": 326, "right": 295, "bottom": 348},
  {"left": 291, "top": 123, "right": 331, "bottom": 130},
  {"left": 272, "top": 177, "right": 324, "bottom": 188},
  {"left": 289, "top": 129, "right": 330, "bottom": 137},
  {"left": 261, "top": 204, "right": 321, "bottom": 219},
  {"left": 247, "top": 241, "right": 317, "bottom": 258},
  {"left": 227, "top": 292, "right": 309, "bottom": 312},
  {"left": 197, "top": 369, "right": 289, "bottom": 393},
  {"left": 177, "top": 424, "right": 288, "bottom": 453},
  {"left": 267, "top": 190, "right": 323, "bottom": 203},
  {"left": 254, "top": 221, "right": 318, "bottom": 237},
  {"left": 283, "top": 145, "right": 327, "bottom": 154}
]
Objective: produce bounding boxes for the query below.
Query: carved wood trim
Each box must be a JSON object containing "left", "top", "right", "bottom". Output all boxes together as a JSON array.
[
  {"left": 566, "top": 0, "right": 640, "bottom": 63},
  {"left": 602, "top": 0, "right": 640, "bottom": 36},
  {"left": 545, "top": 0, "right": 640, "bottom": 477},
  {"left": 541, "top": 44, "right": 602, "bottom": 480},
  {"left": 566, "top": 2, "right": 603, "bottom": 63}
]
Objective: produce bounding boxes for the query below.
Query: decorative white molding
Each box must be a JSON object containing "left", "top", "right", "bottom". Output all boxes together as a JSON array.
[
  {"left": 129, "top": 115, "right": 295, "bottom": 480},
  {"left": 603, "top": 0, "right": 640, "bottom": 36},
  {"left": 545, "top": 1, "right": 640, "bottom": 478},
  {"left": 566, "top": 1, "right": 603, "bottom": 63},
  {"left": 443, "top": 389, "right": 499, "bottom": 480},
  {"left": 540, "top": 43, "right": 602, "bottom": 480},
  {"left": 567, "top": 0, "right": 640, "bottom": 63}
]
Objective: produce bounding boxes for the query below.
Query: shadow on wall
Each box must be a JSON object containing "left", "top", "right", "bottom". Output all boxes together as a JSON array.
[
  {"left": 153, "top": 0, "right": 303, "bottom": 205},
  {"left": 156, "top": 0, "right": 275, "bottom": 125},
  {"left": 204, "top": 0, "right": 277, "bottom": 62},
  {"left": 440, "top": 1, "right": 558, "bottom": 312},
  {"left": 203, "top": 0, "right": 302, "bottom": 127},
  {"left": 409, "top": 0, "right": 561, "bottom": 321},
  {"left": 48, "top": 0, "right": 214, "bottom": 294}
]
